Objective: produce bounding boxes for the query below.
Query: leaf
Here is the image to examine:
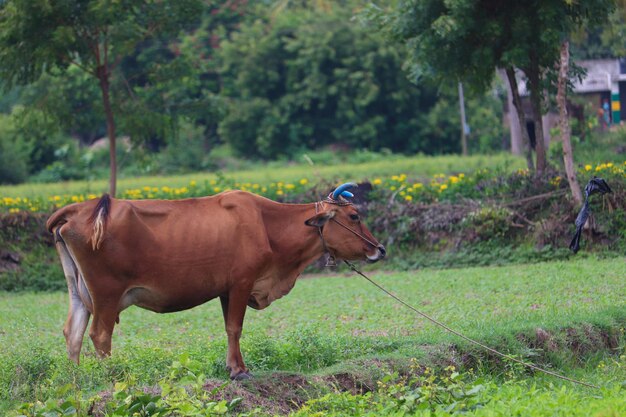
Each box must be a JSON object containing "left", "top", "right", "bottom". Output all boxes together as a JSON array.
[
  {"left": 465, "top": 384, "right": 485, "bottom": 396},
  {"left": 228, "top": 397, "right": 243, "bottom": 409}
]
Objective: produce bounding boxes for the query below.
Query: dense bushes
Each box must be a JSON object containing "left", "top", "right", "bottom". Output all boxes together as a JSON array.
[{"left": 218, "top": 7, "right": 504, "bottom": 159}]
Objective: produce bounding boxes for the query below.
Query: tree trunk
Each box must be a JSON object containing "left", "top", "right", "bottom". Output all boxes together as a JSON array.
[
  {"left": 97, "top": 65, "right": 117, "bottom": 197},
  {"left": 556, "top": 40, "right": 583, "bottom": 206},
  {"left": 458, "top": 82, "right": 468, "bottom": 156},
  {"left": 505, "top": 67, "right": 534, "bottom": 171},
  {"left": 526, "top": 63, "right": 547, "bottom": 175}
]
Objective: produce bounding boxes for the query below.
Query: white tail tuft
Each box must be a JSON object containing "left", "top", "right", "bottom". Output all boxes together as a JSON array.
[{"left": 90, "top": 208, "right": 106, "bottom": 250}]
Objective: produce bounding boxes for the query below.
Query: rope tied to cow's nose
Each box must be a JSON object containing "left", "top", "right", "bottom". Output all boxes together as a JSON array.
[
  {"left": 343, "top": 260, "right": 601, "bottom": 390},
  {"left": 329, "top": 218, "right": 380, "bottom": 249}
]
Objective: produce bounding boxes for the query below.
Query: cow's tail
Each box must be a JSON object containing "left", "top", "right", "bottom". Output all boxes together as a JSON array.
[
  {"left": 88, "top": 193, "right": 111, "bottom": 250},
  {"left": 46, "top": 202, "right": 81, "bottom": 238}
]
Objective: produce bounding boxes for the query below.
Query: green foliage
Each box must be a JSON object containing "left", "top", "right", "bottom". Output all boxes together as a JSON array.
[
  {"left": 218, "top": 4, "right": 504, "bottom": 158},
  {"left": 376, "top": 364, "right": 486, "bottom": 414},
  {"left": 293, "top": 363, "right": 626, "bottom": 416},
  {"left": 461, "top": 207, "right": 514, "bottom": 241},
  {"left": 0, "top": 114, "right": 30, "bottom": 184},
  {"left": 11, "top": 355, "right": 242, "bottom": 417},
  {"left": 571, "top": 3, "right": 626, "bottom": 58},
  {"left": 0, "top": 0, "right": 204, "bottom": 88},
  {"left": 368, "top": 0, "right": 615, "bottom": 93},
  {"left": 17, "top": 67, "right": 104, "bottom": 145}
]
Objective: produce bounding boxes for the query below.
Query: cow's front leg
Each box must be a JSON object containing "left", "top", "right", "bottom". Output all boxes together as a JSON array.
[{"left": 222, "top": 289, "right": 251, "bottom": 380}]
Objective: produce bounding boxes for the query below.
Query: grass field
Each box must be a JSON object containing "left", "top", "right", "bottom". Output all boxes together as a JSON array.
[
  {"left": 1, "top": 257, "right": 625, "bottom": 415},
  {"left": 0, "top": 153, "right": 523, "bottom": 200}
]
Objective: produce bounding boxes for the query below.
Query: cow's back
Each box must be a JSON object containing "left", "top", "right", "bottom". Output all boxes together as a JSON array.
[{"left": 54, "top": 192, "right": 272, "bottom": 312}]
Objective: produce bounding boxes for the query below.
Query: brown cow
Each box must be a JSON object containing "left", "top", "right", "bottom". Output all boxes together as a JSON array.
[{"left": 46, "top": 183, "right": 385, "bottom": 379}]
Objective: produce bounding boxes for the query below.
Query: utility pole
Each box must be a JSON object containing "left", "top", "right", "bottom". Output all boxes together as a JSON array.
[{"left": 458, "top": 82, "right": 469, "bottom": 155}]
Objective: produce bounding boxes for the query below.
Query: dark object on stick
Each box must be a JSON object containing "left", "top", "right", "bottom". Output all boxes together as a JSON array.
[{"left": 569, "top": 177, "right": 612, "bottom": 253}]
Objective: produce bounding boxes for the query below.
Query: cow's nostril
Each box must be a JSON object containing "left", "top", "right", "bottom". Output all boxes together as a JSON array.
[{"left": 378, "top": 245, "right": 386, "bottom": 257}]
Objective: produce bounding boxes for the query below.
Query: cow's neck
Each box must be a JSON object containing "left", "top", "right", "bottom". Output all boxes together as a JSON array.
[
  {"left": 246, "top": 202, "right": 327, "bottom": 310},
  {"left": 263, "top": 202, "right": 326, "bottom": 272}
]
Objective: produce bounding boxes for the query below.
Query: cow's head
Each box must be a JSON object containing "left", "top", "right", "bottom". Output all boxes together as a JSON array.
[{"left": 305, "top": 183, "right": 386, "bottom": 263}]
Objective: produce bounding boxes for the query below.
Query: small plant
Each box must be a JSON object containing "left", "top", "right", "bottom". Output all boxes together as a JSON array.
[
  {"left": 461, "top": 206, "right": 514, "bottom": 241},
  {"left": 376, "top": 361, "right": 488, "bottom": 414},
  {"left": 11, "top": 356, "right": 242, "bottom": 417}
]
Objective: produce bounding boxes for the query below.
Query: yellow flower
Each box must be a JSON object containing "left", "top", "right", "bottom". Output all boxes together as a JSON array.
[
  {"left": 299, "top": 178, "right": 308, "bottom": 185},
  {"left": 276, "top": 190, "right": 284, "bottom": 196},
  {"left": 405, "top": 195, "right": 413, "bottom": 202},
  {"left": 285, "top": 183, "right": 295, "bottom": 190},
  {"left": 584, "top": 164, "right": 592, "bottom": 171},
  {"left": 439, "top": 184, "right": 448, "bottom": 191},
  {"left": 189, "top": 180, "right": 197, "bottom": 187},
  {"left": 213, "top": 187, "right": 221, "bottom": 193},
  {"left": 373, "top": 178, "right": 382, "bottom": 185}
]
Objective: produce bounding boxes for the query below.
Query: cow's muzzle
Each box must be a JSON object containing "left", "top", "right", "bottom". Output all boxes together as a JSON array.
[{"left": 366, "top": 245, "right": 386, "bottom": 263}]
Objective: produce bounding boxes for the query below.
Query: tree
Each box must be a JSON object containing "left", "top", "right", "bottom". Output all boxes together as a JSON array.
[
  {"left": 217, "top": 3, "right": 503, "bottom": 158},
  {"left": 0, "top": 0, "right": 202, "bottom": 195},
  {"left": 571, "top": 0, "right": 626, "bottom": 58},
  {"left": 218, "top": 5, "right": 437, "bottom": 158},
  {"left": 366, "top": 0, "right": 615, "bottom": 176},
  {"left": 556, "top": 40, "right": 584, "bottom": 206}
]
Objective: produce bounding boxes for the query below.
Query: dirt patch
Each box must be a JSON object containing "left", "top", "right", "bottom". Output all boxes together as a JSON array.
[{"left": 238, "top": 373, "right": 316, "bottom": 415}]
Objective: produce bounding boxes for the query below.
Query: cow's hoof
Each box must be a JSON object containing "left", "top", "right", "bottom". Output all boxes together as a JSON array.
[{"left": 231, "top": 371, "right": 253, "bottom": 381}]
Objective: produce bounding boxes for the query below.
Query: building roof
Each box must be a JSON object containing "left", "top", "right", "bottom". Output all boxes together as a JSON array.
[{"left": 513, "top": 58, "right": 622, "bottom": 95}]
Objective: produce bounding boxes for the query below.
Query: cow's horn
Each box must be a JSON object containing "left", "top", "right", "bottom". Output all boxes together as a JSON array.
[{"left": 332, "top": 182, "right": 358, "bottom": 200}]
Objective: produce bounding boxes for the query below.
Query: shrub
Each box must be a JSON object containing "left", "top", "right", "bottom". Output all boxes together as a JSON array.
[
  {"left": 461, "top": 207, "right": 514, "bottom": 242},
  {"left": 0, "top": 114, "right": 31, "bottom": 184}
]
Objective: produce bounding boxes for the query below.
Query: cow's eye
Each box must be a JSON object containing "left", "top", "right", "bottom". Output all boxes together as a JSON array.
[{"left": 350, "top": 214, "right": 360, "bottom": 221}]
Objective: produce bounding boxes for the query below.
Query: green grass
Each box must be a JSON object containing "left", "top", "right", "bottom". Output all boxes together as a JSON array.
[
  {"left": 0, "top": 257, "right": 624, "bottom": 414},
  {"left": 0, "top": 153, "right": 523, "bottom": 200}
]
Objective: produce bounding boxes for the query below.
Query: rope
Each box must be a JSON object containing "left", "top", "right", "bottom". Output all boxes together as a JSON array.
[{"left": 343, "top": 260, "right": 600, "bottom": 390}]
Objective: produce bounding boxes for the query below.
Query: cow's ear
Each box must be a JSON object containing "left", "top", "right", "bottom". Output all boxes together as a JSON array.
[{"left": 305, "top": 210, "right": 337, "bottom": 227}]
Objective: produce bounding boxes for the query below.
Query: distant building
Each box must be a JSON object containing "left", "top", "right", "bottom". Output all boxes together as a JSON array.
[{"left": 502, "top": 58, "right": 626, "bottom": 155}]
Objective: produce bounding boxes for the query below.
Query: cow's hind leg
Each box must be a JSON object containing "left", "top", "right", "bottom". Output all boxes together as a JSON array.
[
  {"left": 89, "top": 305, "right": 118, "bottom": 359},
  {"left": 222, "top": 290, "right": 252, "bottom": 380},
  {"left": 219, "top": 296, "right": 231, "bottom": 372},
  {"left": 55, "top": 237, "right": 91, "bottom": 363}
]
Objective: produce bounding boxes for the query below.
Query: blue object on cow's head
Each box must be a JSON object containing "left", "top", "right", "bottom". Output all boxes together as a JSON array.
[{"left": 332, "top": 183, "right": 358, "bottom": 200}]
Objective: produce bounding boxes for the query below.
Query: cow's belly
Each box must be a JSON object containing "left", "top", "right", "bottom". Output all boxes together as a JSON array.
[{"left": 121, "top": 274, "right": 227, "bottom": 313}]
